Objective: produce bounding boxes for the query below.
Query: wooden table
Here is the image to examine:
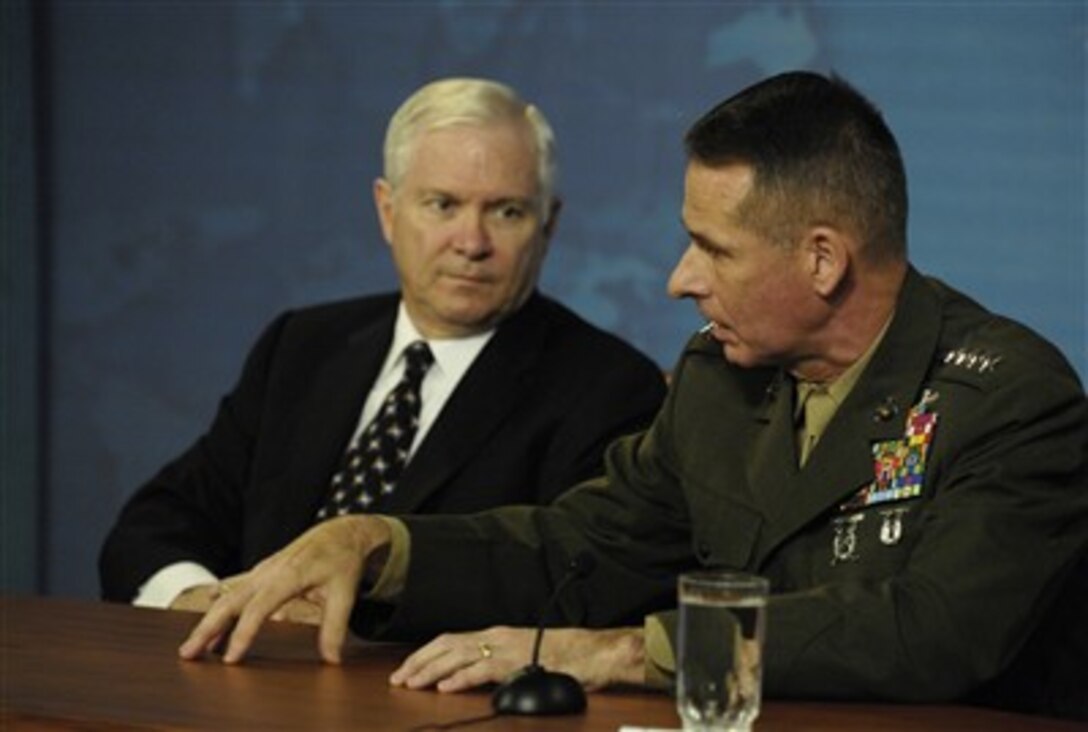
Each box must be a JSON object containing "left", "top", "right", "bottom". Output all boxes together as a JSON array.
[{"left": 1, "top": 595, "right": 1081, "bottom": 731}]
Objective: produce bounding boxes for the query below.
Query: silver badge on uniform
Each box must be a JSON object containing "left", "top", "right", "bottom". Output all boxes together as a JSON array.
[
  {"left": 879, "top": 507, "right": 909, "bottom": 546},
  {"left": 831, "top": 513, "right": 865, "bottom": 565}
]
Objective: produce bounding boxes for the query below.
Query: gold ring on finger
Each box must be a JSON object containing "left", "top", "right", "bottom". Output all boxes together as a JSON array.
[{"left": 477, "top": 642, "right": 493, "bottom": 660}]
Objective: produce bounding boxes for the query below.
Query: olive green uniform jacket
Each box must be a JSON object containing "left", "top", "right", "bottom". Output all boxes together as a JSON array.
[{"left": 364, "top": 269, "right": 1087, "bottom": 717}]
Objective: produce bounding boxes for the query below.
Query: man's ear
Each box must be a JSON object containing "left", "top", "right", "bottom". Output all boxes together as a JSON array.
[
  {"left": 804, "top": 225, "right": 849, "bottom": 298},
  {"left": 542, "top": 198, "right": 562, "bottom": 239},
  {"left": 373, "top": 178, "right": 395, "bottom": 246}
]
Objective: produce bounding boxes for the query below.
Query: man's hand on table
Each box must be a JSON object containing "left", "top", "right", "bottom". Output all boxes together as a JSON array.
[
  {"left": 177, "top": 515, "right": 391, "bottom": 664},
  {"left": 390, "top": 626, "right": 647, "bottom": 693}
]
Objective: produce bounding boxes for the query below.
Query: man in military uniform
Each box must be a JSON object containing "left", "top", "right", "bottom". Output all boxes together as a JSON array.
[{"left": 179, "top": 71, "right": 1087, "bottom": 719}]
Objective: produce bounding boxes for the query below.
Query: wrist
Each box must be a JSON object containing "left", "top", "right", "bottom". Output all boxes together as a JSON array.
[
  {"left": 343, "top": 515, "right": 393, "bottom": 588},
  {"left": 606, "top": 627, "right": 647, "bottom": 686}
]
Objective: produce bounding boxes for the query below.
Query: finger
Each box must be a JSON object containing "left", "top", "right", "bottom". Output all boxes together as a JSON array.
[
  {"left": 268, "top": 597, "right": 318, "bottom": 625},
  {"left": 293, "top": 602, "right": 323, "bottom": 626},
  {"left": 390, "top": 636, "right": 460, "bottom": 685},
  {"left": 180, "top": 628, "right": 227, "bottom": 660},
  {"left": 220, "top": 579, "right": 296, "bottom": 663},
  {"left": 400, "top": 645, "right": 485, "bottom": 690},
  {"left": 401, "top": 655, "right": 467, "bottom": 690},
  {"left": 178, "top": 595, "right": 244, "bottom": 660},
  {"left": 435, "top": 661, "right": 507, "bottom": 693},
  {"left": 316, "top": 580, "right": 355, "bottom": 664}
]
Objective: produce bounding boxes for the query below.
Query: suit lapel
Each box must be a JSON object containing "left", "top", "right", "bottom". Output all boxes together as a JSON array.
[
  {"left": 270, "top": 309, "right": 396, "bottom": 544},
  {"left": 380, "top": 295, "right": 550, "bottom": 514},
  {"left": 753, "top": 269, "right": 944, "bottom": 566}
]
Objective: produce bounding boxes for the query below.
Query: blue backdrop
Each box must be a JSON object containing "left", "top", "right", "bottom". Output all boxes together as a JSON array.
[{"left": 39, "top": 1, "right": 1084, "bottom": 597}]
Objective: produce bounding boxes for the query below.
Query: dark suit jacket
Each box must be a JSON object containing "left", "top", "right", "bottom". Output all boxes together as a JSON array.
[
  {"left": 99, "top": 292, "right": 666, "bottom": 603},
  {"left": 384, "top": 269, "right": 1087, "bottom": 718}
]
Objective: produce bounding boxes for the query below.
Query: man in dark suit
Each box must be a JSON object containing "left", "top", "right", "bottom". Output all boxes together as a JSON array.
[
  {"left": 178, "top": 72, "right": 1086, "bottom": 718},
  {"left": 99, "top": 78, "right": 666, "bottom": 612}
]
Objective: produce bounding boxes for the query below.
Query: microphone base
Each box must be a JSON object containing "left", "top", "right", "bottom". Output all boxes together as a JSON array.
[{"left": 491, "top": 665, "right": 587, "bottom": 716}]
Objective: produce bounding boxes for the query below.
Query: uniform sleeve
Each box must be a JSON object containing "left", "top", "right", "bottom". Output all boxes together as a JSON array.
[
  {"left": 643, "top": 611, "right": 678, "bottom": 689},
  {"left": 357, "top": 372, "right": 694, "bottom": 642},
  {"left": 364, "top": 517, "right": 411, "bottom": 601}
]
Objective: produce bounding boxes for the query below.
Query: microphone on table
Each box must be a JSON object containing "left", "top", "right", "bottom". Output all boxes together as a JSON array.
[{"left": 491, "top": 551, "right": 597, "bottom": 716}]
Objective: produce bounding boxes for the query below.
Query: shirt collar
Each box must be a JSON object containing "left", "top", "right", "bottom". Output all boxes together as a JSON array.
[
  {"left": 391, "top": 302, "right": 495, "bottom": 377},
  {"left": 796, "top": 312, "right": 895, "bottom": 411}
]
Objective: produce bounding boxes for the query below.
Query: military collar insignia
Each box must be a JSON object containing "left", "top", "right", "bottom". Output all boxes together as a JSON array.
[
  {"left": 872, "top": 396, "right": 900, "bottom": 423},
  {"left": 941, "top": 348, "right": 1002, "bottom": 374}
]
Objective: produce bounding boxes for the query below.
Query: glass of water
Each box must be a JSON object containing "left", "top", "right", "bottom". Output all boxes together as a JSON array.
[{"left": 676, "top": 571, "right": 769, "bottom": 731}]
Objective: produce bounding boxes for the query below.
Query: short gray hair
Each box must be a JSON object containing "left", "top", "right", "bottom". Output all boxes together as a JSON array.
[{"left": 382, "top": 78, "right": 558, "bottom": 209}]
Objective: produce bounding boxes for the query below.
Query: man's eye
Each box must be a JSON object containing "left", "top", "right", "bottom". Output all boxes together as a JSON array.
[
  {"left": 692, "top": 238, "right": 729, "bottom": 260},
  {"left": 494, "top": 204, "right": 527, "bottom": 221},
  {"left": 425, "top": 197, "right": 455, "bottom": 213}
]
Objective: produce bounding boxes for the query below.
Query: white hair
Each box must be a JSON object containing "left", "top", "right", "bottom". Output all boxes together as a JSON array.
[{"left": 382, "top": 77, "right": 557, "bottom": 210}]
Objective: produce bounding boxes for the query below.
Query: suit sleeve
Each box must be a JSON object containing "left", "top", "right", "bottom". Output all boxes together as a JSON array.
[
  {"left": 98, "top": 314, "right": 289, "bottom": 602},
  {"left": 532, "top": 350, "right": 667, "bottom": 504}
]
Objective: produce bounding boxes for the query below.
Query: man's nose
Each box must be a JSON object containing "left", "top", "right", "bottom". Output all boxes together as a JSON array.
[
  {"left": 667, "top": 245, "right": 706, "bottom": 299},
  {"left": 453, "top": 210, "right": 493, "bottom": 259}
]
